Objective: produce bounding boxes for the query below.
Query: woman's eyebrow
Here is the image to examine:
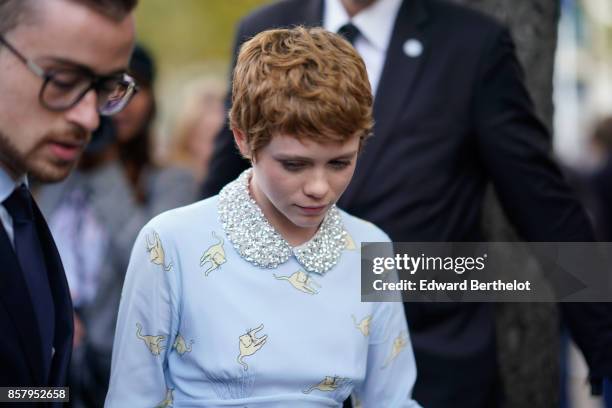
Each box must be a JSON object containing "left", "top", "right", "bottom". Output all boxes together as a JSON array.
[
  {"left": 273, "top": 154, "right": 312, "bottom": 161},
  {"left": 330, "top": 151, "right": 358, "bottom": 160},
  {"left": 273, "top": 150, "right": 358, "bottom": 161}
]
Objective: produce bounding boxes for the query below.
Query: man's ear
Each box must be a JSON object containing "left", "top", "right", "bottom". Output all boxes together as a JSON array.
[{"left": 232, "top": 128, "right": 251, "bottom": 159}]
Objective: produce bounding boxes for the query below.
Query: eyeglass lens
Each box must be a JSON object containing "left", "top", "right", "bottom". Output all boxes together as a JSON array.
[
  {"left": 41, "top": 70, "right": 135, "bottom": 116},
  {"left": 96, "top": 78, "right": 135, "bottom": 116}
]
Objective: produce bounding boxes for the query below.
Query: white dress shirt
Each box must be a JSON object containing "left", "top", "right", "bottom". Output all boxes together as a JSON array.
[{"left": 324, "top": 0, "right": 403, "bottom": 97}]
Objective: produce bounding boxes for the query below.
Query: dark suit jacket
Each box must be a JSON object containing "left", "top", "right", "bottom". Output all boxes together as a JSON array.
[
  {"left": 203, "top": 0, "right": 609, "bottom": 406},
  {"left": 591, "top": 158, "right": 612, "bottom": 241},
  {"left": 0, "top": 197, "right": 73, "bottom": 407}
]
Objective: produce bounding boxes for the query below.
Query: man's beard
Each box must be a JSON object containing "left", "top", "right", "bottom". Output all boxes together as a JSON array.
[
  {"left": 0, "top": 125, "right": 88, "bottom": 182},
  {"left": 0, "top": 128, "right": 28, "bottom": 180}
]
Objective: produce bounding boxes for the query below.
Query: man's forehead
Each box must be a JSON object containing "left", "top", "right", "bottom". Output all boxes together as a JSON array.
[{"left": 13, "top": 0, "right": 135, "bottom": 74}]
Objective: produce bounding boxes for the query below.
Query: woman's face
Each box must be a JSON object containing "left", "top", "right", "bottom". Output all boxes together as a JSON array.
[
  {"left": 112, "top": 87, "right": 153, "bottom": 143},
  {"left": 240, "top": 132, "right": 360, "bottom": 243}
]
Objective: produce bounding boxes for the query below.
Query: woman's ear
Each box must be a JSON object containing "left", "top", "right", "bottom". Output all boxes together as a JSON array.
[{"left": 232, "top": 128, "right": 251, "bottom": 159}]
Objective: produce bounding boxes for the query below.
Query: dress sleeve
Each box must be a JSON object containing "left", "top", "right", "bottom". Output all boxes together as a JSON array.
[
  {"left": 105, "top": 225, "right": 179, "bottom": 407},
  {"left": 352, "top": 226, "right": 421, "bottom": 407},
  {"left": 352, "top": 301, "right": 421, "bottom": 408}
]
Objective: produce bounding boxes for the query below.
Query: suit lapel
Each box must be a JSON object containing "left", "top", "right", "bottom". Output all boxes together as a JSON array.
[
  {"left": 32, "top": 202, "right": 73, "bottom": 387},
  {"left": 0, "top": 223, "right": 45, "bottom": 384},
  {"left": 340, "top": 0, "right": 430, "bottom": 205}
]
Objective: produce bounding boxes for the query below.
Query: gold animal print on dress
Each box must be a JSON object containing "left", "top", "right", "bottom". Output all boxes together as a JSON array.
[
  {"left": 303, "top": 376, "right": 345, "bottom": 394},
  {"left": 172, "top": 333, "right": 193, "bottom": 356},
  {"left": 351, "top": 314, "right": 372, "bottom": 337},
  {"left": 273, "top": 270, "right": 321, "bottom": 295},
  {"left": 200, "top": 231, "right": 226, "bottom": 276},
  {"left": 154, "top": 388, "right": 173, "bottom": 408},
  {"left": 345, "top": 233, "right": 356, "bottom": 250},
  {"left": 237, "top": 324, "right": 268, "bottom": 371},
  {"left": 381, "top": 331, "right": 408, "bottom": 369},
  {"left": 146, "top": 232, "right": 173, "bottom": 271},
  {"left": 136, "top": 323, "right": 166, "bottom": 356}
]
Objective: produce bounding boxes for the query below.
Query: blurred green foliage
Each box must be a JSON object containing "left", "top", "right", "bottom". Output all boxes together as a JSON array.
[
  {"left": 133, "top": 1, "right": 271, "bottom": 148},
  {"left": 134, "top": 0, "right": 270, "bottom": 74}
]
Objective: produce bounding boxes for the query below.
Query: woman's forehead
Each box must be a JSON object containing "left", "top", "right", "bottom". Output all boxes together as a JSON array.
[{"left": 265, "top": 133, "right": 360, "bottom": 156}]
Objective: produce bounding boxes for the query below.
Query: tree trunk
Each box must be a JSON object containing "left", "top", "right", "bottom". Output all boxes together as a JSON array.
[{"left": 452, "top": 1, "right": 561, "bottom": 407}]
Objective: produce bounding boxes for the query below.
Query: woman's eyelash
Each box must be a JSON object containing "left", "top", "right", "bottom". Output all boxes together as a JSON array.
[
  {"left": 329, "top": 161, "right": 350, "bottom": 169},
  {"left": 280, "top": 161, "right": 306, "bottom": 171}
]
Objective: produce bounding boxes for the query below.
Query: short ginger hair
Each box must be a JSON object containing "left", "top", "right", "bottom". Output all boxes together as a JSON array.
[{"left": 229, "top": 26, "right": 373, "bottom": 157}]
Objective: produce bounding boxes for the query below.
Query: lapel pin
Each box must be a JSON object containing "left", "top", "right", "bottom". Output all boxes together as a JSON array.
[{"left": 403, "top": 39, "right": 423, "bottom": 58}]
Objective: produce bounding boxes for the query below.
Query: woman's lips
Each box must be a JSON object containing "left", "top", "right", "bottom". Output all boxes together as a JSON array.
[{"left": 296, "top": 204, "right": 327, "bottom": 216}]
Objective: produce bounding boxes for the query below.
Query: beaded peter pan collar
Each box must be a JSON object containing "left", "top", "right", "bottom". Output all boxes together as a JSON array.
[{"left": 217, "top": 169, "right": 347, "bottom": 275}]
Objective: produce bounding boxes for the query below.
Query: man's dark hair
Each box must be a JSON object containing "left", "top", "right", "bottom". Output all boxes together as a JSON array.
[{"left": 0, "top": 0, "right": 138, "bottom": 35}]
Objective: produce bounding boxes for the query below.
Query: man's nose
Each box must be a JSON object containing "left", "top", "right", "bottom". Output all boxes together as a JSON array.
[{"left": 64, "top": 89, "right": 100, "bottom": 132}]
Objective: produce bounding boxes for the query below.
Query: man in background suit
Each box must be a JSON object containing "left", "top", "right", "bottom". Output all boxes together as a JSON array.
[
  {"left": 203, "top": 0, "right": 612, "bottom": 406},
  {"left": 0, "top": 0, "right": 137, "bottom": 397}
]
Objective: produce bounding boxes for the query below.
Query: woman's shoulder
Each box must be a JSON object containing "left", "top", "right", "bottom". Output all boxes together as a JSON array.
[
  {"left": 142, "top": 195, "right": 220, "bottom": 239},
  {"left": 338, "top": 208, "right": 391, "bottom": 244}
]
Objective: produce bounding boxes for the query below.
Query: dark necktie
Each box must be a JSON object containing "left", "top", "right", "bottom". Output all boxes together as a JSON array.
[
  {"left": 3, "top": 184, "right": 55, "bottom": 370},
  {"left": 337, "top": 22, "right": 361, "bottom": 45}
]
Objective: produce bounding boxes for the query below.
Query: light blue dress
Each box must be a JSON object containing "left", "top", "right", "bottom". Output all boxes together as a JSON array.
[{"left": 105, "top": 170, "right": 420, "bottom": 407}]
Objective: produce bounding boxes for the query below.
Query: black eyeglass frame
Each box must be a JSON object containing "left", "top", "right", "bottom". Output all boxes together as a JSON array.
[{"left": 0, "top": 35, "right": 138, "bottom": 116}]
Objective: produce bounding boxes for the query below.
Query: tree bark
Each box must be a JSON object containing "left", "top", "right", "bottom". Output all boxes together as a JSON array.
[{"left": 452, "top": 1, "right": 561, "bottom": 407}]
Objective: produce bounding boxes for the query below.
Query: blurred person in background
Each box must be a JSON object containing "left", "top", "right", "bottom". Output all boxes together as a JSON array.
[
  {"left": 202, "top": 0, "right": 612, "bottom": 406},
  {"left": 37, "top": 44, "right": 197, "bottom": 407},
  {"left": 170, "top": 78, "right": 225, "bottom": 184}
]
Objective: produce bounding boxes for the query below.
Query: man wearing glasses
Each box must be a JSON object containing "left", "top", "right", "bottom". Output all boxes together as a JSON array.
[{"left": 0, "top": 0, "right": 137, "bottom": 395}]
